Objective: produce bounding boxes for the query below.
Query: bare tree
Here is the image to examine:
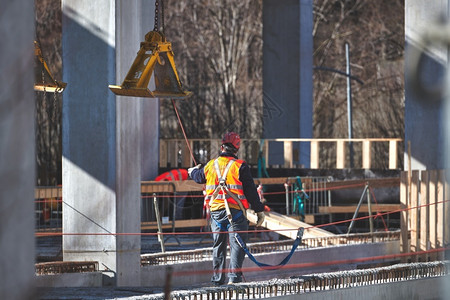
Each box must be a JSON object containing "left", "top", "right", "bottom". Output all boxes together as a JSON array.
[
  {"left": 161, "top": 0, "right": 263, "bottom": 142},
  {"left": 35, "top": 0, "right": 63, "bottom": 185},
  {"left": 34, "top": 0, "right": 405, "bottom": 178},
  {"left": 313, "top": 0, "right": 404, "bottom": 168}
]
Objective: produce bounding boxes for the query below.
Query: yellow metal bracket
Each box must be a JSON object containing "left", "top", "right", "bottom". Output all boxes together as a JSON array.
[
  {"left": 109, "top": 31, "right": 191, "bottom": 99},
  {"left": 34, "top": 41, "right": 67, "bottom": 93}
]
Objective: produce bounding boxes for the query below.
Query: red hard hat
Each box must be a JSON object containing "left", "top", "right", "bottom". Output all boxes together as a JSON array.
[{"left": 222, "top": 132, "right": 241, "bottom": 150}]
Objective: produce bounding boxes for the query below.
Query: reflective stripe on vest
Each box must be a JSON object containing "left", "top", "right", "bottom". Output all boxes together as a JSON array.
[
  {"left": 205, "top": 184, "right": 243, "bottom": 190},
  {"left": 205, "top": 194, "right": 246, "bottom": 200}
]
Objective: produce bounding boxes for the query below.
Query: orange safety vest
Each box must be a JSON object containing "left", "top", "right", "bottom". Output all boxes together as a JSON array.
[{"left": 204, "top": 156, "right": 249, "bottom": 212}]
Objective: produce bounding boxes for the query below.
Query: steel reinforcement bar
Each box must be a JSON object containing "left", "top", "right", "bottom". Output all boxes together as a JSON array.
[
  {"left": 141, "top": 231, "right": 400, "bottom": 266},
  {"left": 149, "top": 261, "right": 450, "bottom": 300},
  {"left": 35, "top": 261, "right": 98, "bottom": 275}
]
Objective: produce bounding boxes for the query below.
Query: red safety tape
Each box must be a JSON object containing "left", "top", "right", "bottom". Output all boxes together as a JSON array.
[
  {"left": 368, "top": 185, "right": 389, "bottom": 231},
  {"left": 172, "top": 247, "right": 450, "bottom": 277},
  {"left": 35, "top": 199, "right": 450, "bottom": 237}
]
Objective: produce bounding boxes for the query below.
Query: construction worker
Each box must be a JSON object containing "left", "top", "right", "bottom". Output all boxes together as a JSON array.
[
  {"left": 154, "top": 169, "right": 189, "bottom": 219},
  {"left": 189, "top": 132, "right": 265, "bottom": 285}
]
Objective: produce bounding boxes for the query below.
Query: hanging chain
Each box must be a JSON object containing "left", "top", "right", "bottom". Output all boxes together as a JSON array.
[
  {"left": 41, "top": 69, "right": 46, "bottom": 93},
  {"left": 40, "top": 54, "right": 57, "bottom": 122},
  {"left": 153, "top": 0, "right": 165, "bottom": 33},
  {"left": 161, "top": 0, "right": 165, "bottom": 35},
  {"left": 52, "top": 89, "right": 58, "bottom": 122},
  {"left": 154, "top": 0, "right": 159, "bottom": 31}
]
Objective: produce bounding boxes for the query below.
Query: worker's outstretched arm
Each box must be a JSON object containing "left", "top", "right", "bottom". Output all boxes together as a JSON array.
[{"left": 188, "top": 164, "right": 206, "bottom": 184}]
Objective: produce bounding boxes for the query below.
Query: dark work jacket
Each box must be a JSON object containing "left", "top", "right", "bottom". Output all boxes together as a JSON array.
[{"left": 190, "top": 152, "right": 265, "bottom": 213}]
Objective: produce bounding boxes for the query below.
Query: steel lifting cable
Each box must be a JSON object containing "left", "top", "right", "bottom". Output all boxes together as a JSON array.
[
  {"left": 154, "top": 0, "right": 195, "bottom": 165},
  {"left": 171, "top": 99, "right": 198, "bottom": 166}
]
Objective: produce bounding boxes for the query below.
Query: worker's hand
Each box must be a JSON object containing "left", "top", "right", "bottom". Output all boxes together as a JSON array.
[
  {"left": 188, "top": 164, "right": 202, "bottom": 178},
  {"left": 256, "top": 211, "right": 265, "bottom": 227}
]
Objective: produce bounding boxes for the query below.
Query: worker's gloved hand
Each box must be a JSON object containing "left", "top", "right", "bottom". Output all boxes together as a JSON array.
[
  {"left": 256, "top": 211, "right": 265, "bottom": 227},
  {"left": 188, "top": 164, "right": 202, "bottom": 178}
]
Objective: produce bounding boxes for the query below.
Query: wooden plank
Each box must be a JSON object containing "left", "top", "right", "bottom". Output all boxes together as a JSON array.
[
  {"left": 437, "top": 170, "right": 445, "bottom": 260},
  {"left": 264, "top": 140, "right": 269, "bottom": 168},
  {"left": 420, "top": 171, "right": 429, "bottom": 262},
  {"left": 400, "top": 171, "right": 408, "bottom": 261},
  {"left": 181, "top": 141, "right": 192, "bottom": 168},
  {"left": 141, "top": 218, "right": 207, "bottom": 230},
  {"left": 362, "top": 140, "right": 372, "bottom": 169},
  {"left": 271, "top": 138, "right": 402, "bottom": 142},
  {"left": 410, "top": 170, "right": 419, "bottom": 261},
  {"left": 310, "top": 140, "right": 319, "bottom": 169},
  {"left": 37, "top": 177, "right": 400, "bottom": 198},
  {"left": 290, "top": 214, "right": 315, "bottom": 224},
  {"left": 160, "top": 138, "right": 403, "bottom": 169},
  {"left": 429, "top": 170, "right": 437, "bottom": 261},
  {"left": 445, "top": 171, "right": 450, "bottom": 251},
  {"left": 325, "top": 178, "right": 400, "bottom": 189},
  {"left": 172, "top": 180, "right": 204, "bottom": 192},
  {"left": 168, "top": 140, "right": 178, "bottom": 168},
  {"left": 283, "top": 141, "right": 293, "bottom": 168},
  {"left": 160, "top": 177, "right": 399, "bottom": 191},
  {"left": 318, "top": 204, "right": 400, "bottom": 214},
  {"left": 159, "top": 140, "right": 168, "bottom": 168},
  {"left": 255, "top": 177, "right": 399, "bottom": 188},
  {"left": 388, "top": 140, "right": 398, "bottom": 169},
  {"left": 35, "top": 187, "right": 62, "bottom": 199},
  {"left": 246, "top": 210, "right": 334, "bottom": 239},
  {"left": 141, "top": 181, "right": 204, "bottom": 193},
  {"left": 141, "top": 182, "right": 176, "bottom": 193},
  {"left": 336, "top": 140, "right": 346, "bottom": 169}
]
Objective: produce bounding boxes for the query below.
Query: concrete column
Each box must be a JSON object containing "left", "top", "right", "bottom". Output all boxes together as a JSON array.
[
  {"left": 136, "top": 3, "right": 160, "bottom": 182},
  {"left": 62, "top": 0, "right": 153, "bottom": 286},
  {"left": 263, "top": 0, "right": 313, "bottom": 167},
  {"left": 404, "top": 0, "right": 448, "bottom": 170},
  {"left": 141, "top": 100, "right": 160, "bottom": 181},
  {"left": 0, "top": 2, "right": 35, "bottom": 299},
  {"left": 405, "top": 1, "right": 450, "bottom": 298}
]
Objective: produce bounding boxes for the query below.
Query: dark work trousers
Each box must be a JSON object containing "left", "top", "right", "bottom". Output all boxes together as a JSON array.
[{"left": 210, "top": 208, "right": 249, "bottom": 285}]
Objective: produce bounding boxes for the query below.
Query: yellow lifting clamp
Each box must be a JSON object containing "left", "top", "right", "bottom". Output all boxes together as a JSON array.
[
  {"left": 109, "top": 31, "right": 191, "bottom": 99},
  {"left": 34, "top": 41, "right": 67, "bottom": 93}
]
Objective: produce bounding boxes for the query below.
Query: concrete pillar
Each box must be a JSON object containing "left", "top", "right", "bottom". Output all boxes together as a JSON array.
[
  {"left": 62, "top": 0, "right": 155, "bottom": 286},
  {"left": 137, "top": 5, "right": 160, "bottom": 182},
  {"left": 263, "top": 0, "right": 313, "bottom": 167},
  {"left": 405, "top": 1, "right": 450, "bottom": 298},
  {"left": 142, "top": 100, "right": 160, "bottom": 181},
  {"left": 0, "top": 2, "right": 35, "bottom": 300}
]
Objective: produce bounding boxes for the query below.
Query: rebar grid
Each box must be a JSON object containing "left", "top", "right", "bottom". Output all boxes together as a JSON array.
[
  {"left": 146, "top": 261, "right": 449, "bottom": 299},
  {"left": 35, "top": 261, "right": 98, "bottom": 275}
]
